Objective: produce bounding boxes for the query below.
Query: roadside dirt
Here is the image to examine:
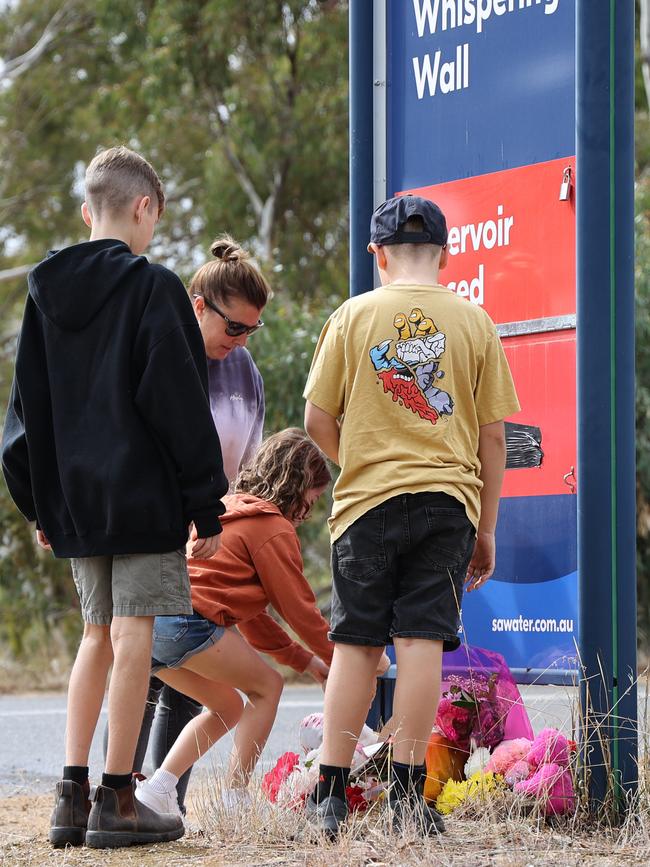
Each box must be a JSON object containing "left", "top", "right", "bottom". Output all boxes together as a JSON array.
[{"left": 2, "top": 792, "right": 650, "bottom": 867}]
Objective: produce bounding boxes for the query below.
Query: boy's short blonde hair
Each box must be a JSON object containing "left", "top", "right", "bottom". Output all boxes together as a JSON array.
[{"left": 85, "top": 146, "right": 165, "bottom": 218}]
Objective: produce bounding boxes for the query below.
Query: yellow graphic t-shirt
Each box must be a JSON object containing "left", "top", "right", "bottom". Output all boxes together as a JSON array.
[{"left": 304, "top": 283, "right": 521, "bottom": 542}]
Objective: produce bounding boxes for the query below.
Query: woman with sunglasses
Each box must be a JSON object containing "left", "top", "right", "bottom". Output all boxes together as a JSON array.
[
  {"left": 149, "top": 237, "right": 272, "bottom": 801},
  {"left": 190, "top": 235, "right": 269, "bottom": 483},
  {"left": 104, "top": 236, "right": 272, "bottom": 812}
]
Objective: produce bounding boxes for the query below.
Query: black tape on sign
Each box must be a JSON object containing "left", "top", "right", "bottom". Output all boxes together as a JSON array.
[{"left": 505, "top": 422, "right": 543, "bottom": 469}]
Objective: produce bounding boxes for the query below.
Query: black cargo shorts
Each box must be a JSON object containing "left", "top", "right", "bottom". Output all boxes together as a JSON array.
[{"left": 329, "top": 492, "right": 475, "bottom": 651}]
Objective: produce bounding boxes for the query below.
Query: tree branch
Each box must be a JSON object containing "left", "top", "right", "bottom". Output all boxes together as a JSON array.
[
  {"left": 0, "top": 5, "right": 70, "bottom": 83},
  {"left": 0, "top": 265, "right": 32, "bottom": 283},
  {"left": 212, "top": 109, "right": 264, "bottom": 220}
]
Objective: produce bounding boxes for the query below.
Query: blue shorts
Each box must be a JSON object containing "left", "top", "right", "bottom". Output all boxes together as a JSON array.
[{"left": 151, "top": 612, "right": 225, "bottom": 673}]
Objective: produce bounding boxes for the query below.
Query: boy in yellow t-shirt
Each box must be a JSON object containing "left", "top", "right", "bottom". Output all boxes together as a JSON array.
[{"left": 303, "top": 195, "right": 520, "bottom": 837}]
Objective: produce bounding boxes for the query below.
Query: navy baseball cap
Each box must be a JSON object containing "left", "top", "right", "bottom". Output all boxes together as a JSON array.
[{"left": 369, "top": 195, "right": 448, "bottom": 246}]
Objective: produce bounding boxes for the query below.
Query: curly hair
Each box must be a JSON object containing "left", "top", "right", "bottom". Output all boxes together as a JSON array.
[{"left": 235, "top": 428, "right": 331, "bottom": 522}]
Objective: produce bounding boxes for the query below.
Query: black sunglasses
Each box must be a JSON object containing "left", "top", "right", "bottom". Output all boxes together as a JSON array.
[{"left": 194, "top": 294, "right": 264, "bottom": 337}]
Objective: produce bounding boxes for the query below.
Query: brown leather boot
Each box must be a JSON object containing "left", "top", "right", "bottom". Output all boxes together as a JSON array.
[
  {"left": 48, "top": 779, "right": 92, "bottom": 847},
  {"left": 85, "top": 780, "right": 184, "bottom": 849}
]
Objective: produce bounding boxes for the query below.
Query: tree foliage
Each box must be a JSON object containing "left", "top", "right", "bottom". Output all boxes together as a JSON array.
[
  {"left": 635, "top": 179, "right": 650, "bottom": 647},
  {"left": 0, "top": 0, "right": 348, "bottom": 671},
  {"left": 0, "top": 0, "right": 349, "bottom": 285}
]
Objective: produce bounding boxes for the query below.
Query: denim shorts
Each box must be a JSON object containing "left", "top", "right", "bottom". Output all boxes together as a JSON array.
[
  {"left": 151, "top": 612, "right": 225, "bottom": 673},
  {"left": 329, "top": 492, "right": 475, "bottom": 651}
]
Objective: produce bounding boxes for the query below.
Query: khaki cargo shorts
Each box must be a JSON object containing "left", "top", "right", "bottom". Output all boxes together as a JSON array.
[{"left": 70, "top": 551, "right": 193, "bottom": 625}]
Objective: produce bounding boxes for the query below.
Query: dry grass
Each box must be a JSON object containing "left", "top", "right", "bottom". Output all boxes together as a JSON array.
[{"left": 2, "top": 766, "right": 650, "bottom": 867}]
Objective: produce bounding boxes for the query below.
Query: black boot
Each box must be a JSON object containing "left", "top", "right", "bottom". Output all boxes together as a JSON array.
[
  {"left": 49, "top": 779, "right": 92, "bottom": 847},
  {"left": 85, "top": 780, "right": 184, "bottom": 849},
  {"left": 389, "top": 762, "right": 446, "bottom": 836},
  {"left": 305, "top": 791, "right": 349, "bottom": 840}
]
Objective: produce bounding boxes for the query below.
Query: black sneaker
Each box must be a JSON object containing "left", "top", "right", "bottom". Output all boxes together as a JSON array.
[
  {"left": 49, "top": 779, "right": 92, "bottom": 847},
  {"left": 390, "top": 796, "right": 446, "bottom": 836},
  {"left": 85, "top": 780, "right": 184, "bottom": 849},
  {"left": 305, "top": 792, "right": 348, "bottom": 840}
]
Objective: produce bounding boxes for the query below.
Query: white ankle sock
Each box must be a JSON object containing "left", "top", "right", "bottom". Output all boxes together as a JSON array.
[{"left": 148, "top": 768, "right": 179, "bottom": 794}]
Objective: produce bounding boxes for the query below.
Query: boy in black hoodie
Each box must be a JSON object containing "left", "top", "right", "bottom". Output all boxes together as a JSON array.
[{"left": 1, "top": 146, "right": 228, "bottom": 849}]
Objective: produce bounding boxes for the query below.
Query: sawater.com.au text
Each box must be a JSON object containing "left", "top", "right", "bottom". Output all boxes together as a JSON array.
[{"left": 491, "top": 616, "right": 575, "bottom": 633}]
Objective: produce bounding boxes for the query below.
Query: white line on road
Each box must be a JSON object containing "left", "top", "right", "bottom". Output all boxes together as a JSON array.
[
  {"left": 0, "top": 699, "right": 324, "bottom": 718},
  {"left": 277, "top": 701, "right": 323, "bottom": 709}
]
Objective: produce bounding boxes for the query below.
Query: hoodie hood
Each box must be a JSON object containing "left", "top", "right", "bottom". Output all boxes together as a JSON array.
[
  {"left": 221, "top": 493, "right": 286, "bottom": 524},
  {"left": 29, "top": 239, "right": 147, "bottom": 331}
]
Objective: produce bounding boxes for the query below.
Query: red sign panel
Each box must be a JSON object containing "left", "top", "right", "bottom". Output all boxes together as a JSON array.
[
  {"left": 403, "top": 156, "right": 576, "bottom": 325},
  {"left": 501, "top": 330, "right": 576, "bottom": 499}
]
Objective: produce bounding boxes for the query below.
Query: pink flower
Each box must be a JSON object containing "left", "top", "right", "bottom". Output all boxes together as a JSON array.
[
  {"left": 472, "top": 698, "right": 506, "bottom": 748},
  {"left": 436, "top": 673, "right": 507, "bottom": 750},
  {"left": 514, "top": 763, "right": 576, "bottom": 816},
  {"left": 262, "top": 752, "right": 300, "bottom": 803},
  {"left": 504, "top": 759, "right": 531, "bottom": 786},
  {"left": 485, "top": 739, "right": 532, "bottom": 776},
  {"left": 525, "top": 728, "right": 570, "bottom": 769},
  {"left": 436, "top": 697, "right": 473, "bottom": 746}
]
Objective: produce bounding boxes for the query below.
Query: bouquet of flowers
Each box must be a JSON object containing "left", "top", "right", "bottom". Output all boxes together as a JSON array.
[
  {"left": 262, "top": 751, "right": 373, "bottom": 812},
  {"left": 435, "top": 673, "right": 506, "bottom": 751}
]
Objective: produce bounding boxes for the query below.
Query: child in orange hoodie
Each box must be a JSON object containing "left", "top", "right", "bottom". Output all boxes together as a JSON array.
[{"left": 134, "top": 429, "right": 334, "bottom": 815}]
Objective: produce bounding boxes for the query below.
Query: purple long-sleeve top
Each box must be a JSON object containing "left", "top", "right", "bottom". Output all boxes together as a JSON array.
[{"left": 207, "top": 347, "right": 265, "bottom": 487}]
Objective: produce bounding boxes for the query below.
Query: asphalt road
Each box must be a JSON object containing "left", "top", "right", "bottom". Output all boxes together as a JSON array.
[{"left": 0, "top": 683, "right": 584, "bottom": 797}]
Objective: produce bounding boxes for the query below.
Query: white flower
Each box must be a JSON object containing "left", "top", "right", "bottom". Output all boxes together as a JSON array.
[{"left": 464, "top": 747, "right": 491, "bottom": 778}]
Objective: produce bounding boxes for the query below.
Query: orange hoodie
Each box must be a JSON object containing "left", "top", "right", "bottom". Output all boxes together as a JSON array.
[{"left": 188, "top": 493, "right": 333, "bottom": 672}]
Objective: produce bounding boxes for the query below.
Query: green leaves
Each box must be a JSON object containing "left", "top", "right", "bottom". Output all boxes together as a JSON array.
[{"left": 0, "top": 0, "right": 349, "bottom": 291}]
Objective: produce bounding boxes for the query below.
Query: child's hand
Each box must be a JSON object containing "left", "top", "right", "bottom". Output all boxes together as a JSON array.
[
  {"left": 189, "top": 524, "right": 222, "bottom": 559},
  {"left": 305, "top": 655, "right": 329, "bottom": 685},
  {"left": 36, "top": 529, "right": 52, "bottom": 551},
  {"left": 465, "top": 531, "right": 495, "bottom": 591}
]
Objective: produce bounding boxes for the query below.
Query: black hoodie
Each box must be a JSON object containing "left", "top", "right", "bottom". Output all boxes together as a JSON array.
[{"left": 1, "top": 239, "right": 228, "bottom": 557}]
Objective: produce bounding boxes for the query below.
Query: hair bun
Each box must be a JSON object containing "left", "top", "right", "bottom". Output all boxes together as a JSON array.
[{"left": 210, "top": 235, "right": 247, "bottom": 263}]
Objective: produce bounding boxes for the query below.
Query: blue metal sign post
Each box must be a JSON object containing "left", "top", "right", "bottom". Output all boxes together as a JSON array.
[
  {"left": 577, "top": 0, "right": 637, "bottom": 809},
  {"left": 349, "top": 0, "right": 374, "bottom": 297}
]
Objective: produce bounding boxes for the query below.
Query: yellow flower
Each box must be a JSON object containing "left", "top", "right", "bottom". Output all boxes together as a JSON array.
[{"left": 435, "top": 772, "right": 504, "bottom": 815}]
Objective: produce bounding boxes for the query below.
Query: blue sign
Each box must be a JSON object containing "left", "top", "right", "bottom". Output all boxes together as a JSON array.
[
  {"left": 387, "top": 0, "right": 575, "bottom": 191},
  {"left": 461, "top": 495, "right": 578, "bottom": 674},
  {"left": 382, "top": 0, "right": 578, "bottom": 681}
]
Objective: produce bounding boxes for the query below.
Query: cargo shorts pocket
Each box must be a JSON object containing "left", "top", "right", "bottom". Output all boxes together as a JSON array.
[{"left": 160, "top": 549, "right": 190, "bottom": 598}]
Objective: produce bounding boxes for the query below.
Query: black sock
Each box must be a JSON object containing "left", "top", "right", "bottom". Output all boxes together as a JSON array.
[
  {"left": 62, "top": 765, "right": 89, "bottom": 786},
  {"left": 315, "top": 764, "right": 349, "bottom": 803},
  {"left": 101, "top": 772, "right": 132, "bottom": 790},
  {"left": 391, "top": 761, "right": 426, "bottom": 800}
]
